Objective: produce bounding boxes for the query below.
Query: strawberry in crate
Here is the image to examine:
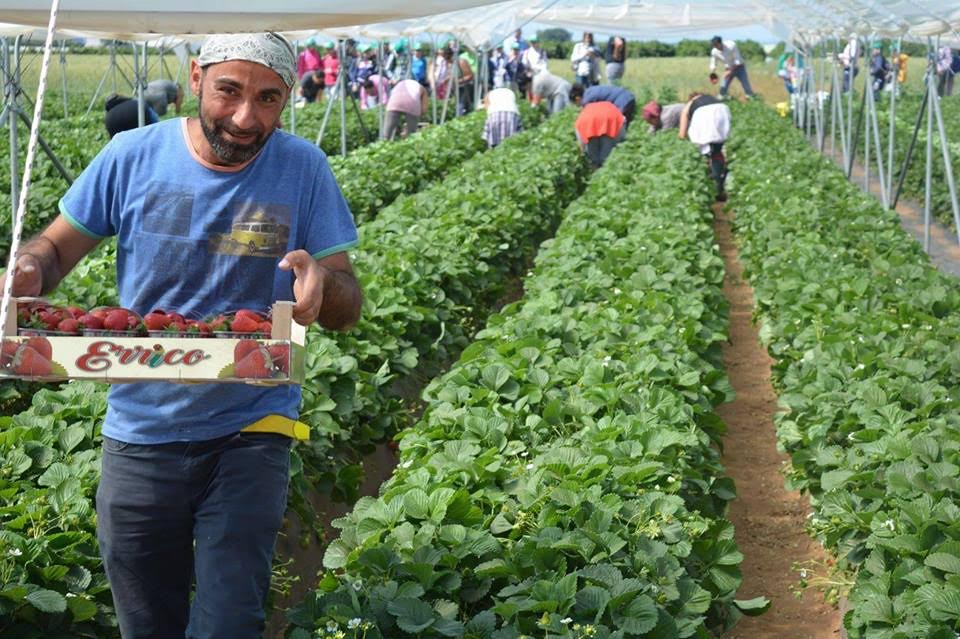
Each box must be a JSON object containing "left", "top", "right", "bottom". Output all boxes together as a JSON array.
[
  {"left": 17, "top": 300, "right": 84, "bottom": 336},
  {"left": 81, "top": 307, "right": 145, "bottom": 337},
  {"left": 208, "top": 309, "right": 273, "bottom": 339}
]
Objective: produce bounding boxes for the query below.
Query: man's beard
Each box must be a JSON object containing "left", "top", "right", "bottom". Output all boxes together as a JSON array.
[{"left": 197, "top": 89, "right": 271, "bottom": 165}]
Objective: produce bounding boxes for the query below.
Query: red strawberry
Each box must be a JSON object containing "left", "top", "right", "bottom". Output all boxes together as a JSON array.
[
  {"left": 258, "top": 321, "right": 273, "bottom": 335},
  {"left": 230, "top": 315, "right": 260, "bottom": 333},
  {"left": 56, "top": 318, "right": 81, "bottom": 334},
  {"left": 126, "top": 314, "right": 141, "bottom": 329},
  {"left": 143, "top": 313, "right": 169, "bottom": 331},
  {"left": 25, "top": 337, "right": 52, "bottom": 361},
  {"left": 13, "top": 346, "right": 52, "bottom": 377},
  {"left": 38, "top": 310, "right": 62, "bottom": 330},
  {"left": 78, "top": 313, "right": 104, "bottom": 330},
  {"left": 1, "top": 340, "right": 20, "bottom": 368},
  {"left": 167, "top": 312, "right": 185, "bottom": 324},
  {"left": 266, "top": 344, "right": 289, "bottom": 373},
  {"left": 66, "top": 306, "right": 86, "bottom": 319},
  {"left": 236, "top": 309, "right": 265, "bottom": 322},
  {"left": 234, "top": 339, "right": 261, "bottom": 362},
  {"left": 90, "top": 309, "right": 108, "bottom": 320},
  {"left": 234, "top": 347, "right": 273, "bottom": 378},
  {"left": 103, "top": 310, "right": 129, "bottom": 332}
]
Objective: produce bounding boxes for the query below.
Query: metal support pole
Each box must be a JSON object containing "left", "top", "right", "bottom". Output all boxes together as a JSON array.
[
  {"left": 289, "top": 42, "right": 297, "bottom": 135},
  {"left": 453, "top": 41, "right": 461, "bottom": 119},
  {"left": 59, "top": 40, "right": 68, "bottom": 118},
  {"left": 929, "top": 69, "right": 960, "bottom": 243},
  {"left": 5, "top": 37, "right": 19, "bottom": 220},
  {"left": 431, "top": 36, "right": 438, "bottom": 125},
  {"left": 846, "top": 76, "right": 867, "bottom": 179},
  {"left": 340, "top": 40, "right": 347, "bottom": 157},
  {"left": 893, "top": 82, "right": 929, "bottom": 208},
  {"left": 864, "top": 71, "right": 871, "bottom": 191},
  {"left": 866, "top": 84, "right": 889, "bottom": 208},
  {"left": 132, "top": 43, "right": 144, "bottom": 128},
  {"left": 925, "top": 69, "right": 934, "bottom": 251},
  {"left": 886, "top": 38, "right": 900, "bottom": 206},
  {"left": 376, "top": 40, "right": 385, "bottom": 140}
]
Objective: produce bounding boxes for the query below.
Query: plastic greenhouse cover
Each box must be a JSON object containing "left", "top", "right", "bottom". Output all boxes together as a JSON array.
[{"left": 0, "top": 0, "right": 510, "bottom": 37}]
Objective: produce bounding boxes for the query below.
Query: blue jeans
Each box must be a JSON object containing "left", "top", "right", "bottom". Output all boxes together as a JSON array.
[
  {"left": 96, "top": 432, "right": 291, "bottom": 639},
  {"left": 719, "top": 65, "right": 754, "bottom": 97}
]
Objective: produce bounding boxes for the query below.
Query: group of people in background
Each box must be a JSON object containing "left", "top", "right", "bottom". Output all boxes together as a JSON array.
[
  {"left": 100, "top": 29, "right": 734, "bottom": 200},
  {"left": 835, "top": 36, "right": 957, "bottom": 98}
]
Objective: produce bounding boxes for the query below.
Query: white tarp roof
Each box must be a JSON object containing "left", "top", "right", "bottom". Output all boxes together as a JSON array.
[
  {"left": 0, "top": 0, "right": 957, "bottom": 47},
  {"left": 516, "top": 0, "right": 960, "bottom": 42},
  {"left": 0, "top": 0, "right": 509, "bottom": 38},
  {"left": 297, "top": 0, "right": 960, "bottom": 50}
]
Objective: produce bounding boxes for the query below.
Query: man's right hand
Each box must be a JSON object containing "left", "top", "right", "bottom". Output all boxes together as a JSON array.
[{"left": 0, "top": 254, "right": 43, "bottom": 298}]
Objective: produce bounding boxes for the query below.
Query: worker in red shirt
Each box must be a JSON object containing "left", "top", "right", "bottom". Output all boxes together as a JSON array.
[{"left": 574, "top": 101, "right": 626, "bottom": 168}]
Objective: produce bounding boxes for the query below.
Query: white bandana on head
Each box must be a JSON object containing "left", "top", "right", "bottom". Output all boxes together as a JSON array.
[{"left": 197, "top": 32, "right": 296, "bottom": 87}]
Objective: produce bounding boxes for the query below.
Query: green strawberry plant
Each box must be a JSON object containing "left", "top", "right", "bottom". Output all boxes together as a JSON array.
[
  {"left": 293, "top": 110, "right": 589, "bottom": 533},
  {"left": 729, "top": 100, "right": 960, "bottom": 638},
  {"left": 0, "top": 381, "right": 116, "bottom": 638},
  {"left": 286, "top": 133, "right": 767, "bottom": 638},
  {"left": 819, "top": 91, "right": 960, "bottom": 232}
]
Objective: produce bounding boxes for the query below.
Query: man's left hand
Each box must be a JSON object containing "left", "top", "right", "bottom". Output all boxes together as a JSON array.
[{"left": 278, "top": 250, "right": 327, "bottom": 326}]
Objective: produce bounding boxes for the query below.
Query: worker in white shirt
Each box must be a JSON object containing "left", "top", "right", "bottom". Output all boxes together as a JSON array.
[
  {"left": 838, "top": 36, "right": 861, "bottom": 92},
  {"left": 709, "top": 36, "right": 755, "bottom": 99}
]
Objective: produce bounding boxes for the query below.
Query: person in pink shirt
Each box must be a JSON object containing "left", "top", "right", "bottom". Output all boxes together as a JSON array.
[
  {"left": 297, "top": 39, "right": 325, "bottom": 103},
  {"left": 383, "top": 78, "right": 428, "bottom": 139},
  {"left": 297, "top": 39, "right": 322, "bottom": 79},
  {"left": 322, "top": 44, "right": 340, "bottom": 95},
  {"left": 360, "top": 73, "right": 390, "bottom": 110}
]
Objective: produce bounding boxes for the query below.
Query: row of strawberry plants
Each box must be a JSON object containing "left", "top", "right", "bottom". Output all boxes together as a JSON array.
[
  {"left": 818, "top": 91, "right": 960, "bottom": 231},
  {"left": 0, "top": 111, "right": 588, "bottom": 637},
  {"left": 329, "top": 102, "right": 544, "bottom": 224},
  {"left": 729, "top": 100, "right": 960, "bottom": 637},
  {"left": 295, "top": 110, "right": 588, "bottom": 513},
  {"left": 285, "top": 132, "right": 764, "bottom": 638}
]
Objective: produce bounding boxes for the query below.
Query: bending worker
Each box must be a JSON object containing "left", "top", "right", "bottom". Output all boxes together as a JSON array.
[
  {"left": 569, "top": 83, "right": 636, "bottom": 127},
  {"left": 642, "top": 93, "right": 732, "bottom": 201},
  {"left": 574, "top": 100, "right": 626, "bottom": 168}
]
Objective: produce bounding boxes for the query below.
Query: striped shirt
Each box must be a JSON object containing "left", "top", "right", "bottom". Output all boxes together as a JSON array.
[{"left": 483, "top": 111, "right": 521, "bottom": 148}]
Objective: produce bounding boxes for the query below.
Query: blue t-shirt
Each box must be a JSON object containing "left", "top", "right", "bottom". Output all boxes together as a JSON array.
[
  {"left": 59, "top": 118, "right": 358, "bottom": 444},
  {"left": 583, "top": 85, "right": 636, "bottom": 115}
]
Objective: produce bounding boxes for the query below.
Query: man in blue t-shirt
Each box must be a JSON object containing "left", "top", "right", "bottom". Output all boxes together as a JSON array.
[
  {"left": 3, "top": 32, "right": 362, "bottom": 639},
  {"left": 569, "top": 83, "right": 637, "bottom": 127}
]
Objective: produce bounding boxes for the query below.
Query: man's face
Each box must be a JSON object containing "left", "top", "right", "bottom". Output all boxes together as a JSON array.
[
  {"left": 712, "top": 41, "right": 723, "bottom": 51},
  {"left": 190, "top": 59, "right": 288, "bottom": 166}
]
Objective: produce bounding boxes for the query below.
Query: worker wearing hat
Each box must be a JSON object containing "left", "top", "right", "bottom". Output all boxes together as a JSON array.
[
  {"left": 4, "top": 32, "right": 362, "bottom": 638},
  {"left": 642, "top": 93, "right": 732, "bottom": 201},
  {"left": 297, "top": 37, "right": 325, "bottom": 103}
]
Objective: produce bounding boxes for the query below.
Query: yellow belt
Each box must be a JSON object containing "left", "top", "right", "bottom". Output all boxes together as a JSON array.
[{"left": 240, "top": 415, "right": 310, "bottom": 440}]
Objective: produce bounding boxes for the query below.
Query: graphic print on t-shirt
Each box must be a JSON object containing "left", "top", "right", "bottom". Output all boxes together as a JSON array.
[{"left": 208, "top": 201, "right": 292, "bottom": 258}]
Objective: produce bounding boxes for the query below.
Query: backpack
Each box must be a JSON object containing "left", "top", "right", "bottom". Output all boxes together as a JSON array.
[{"left": 952, "top": 52, "right": 960, "bottom": 74}]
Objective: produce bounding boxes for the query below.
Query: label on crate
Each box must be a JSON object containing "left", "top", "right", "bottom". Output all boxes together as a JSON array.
[{"left": 0, "top": 335, "right": 302, "bottom": 384}]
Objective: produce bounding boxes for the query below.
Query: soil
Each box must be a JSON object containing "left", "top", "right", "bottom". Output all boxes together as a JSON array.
[{"left": 713, "top": 204, "right": 843, "bottom": 639}]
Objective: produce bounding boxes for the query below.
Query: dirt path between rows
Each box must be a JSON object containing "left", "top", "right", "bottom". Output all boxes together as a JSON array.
[{"left": 713, "top": 204, "right": 843, "bottom": 639}]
